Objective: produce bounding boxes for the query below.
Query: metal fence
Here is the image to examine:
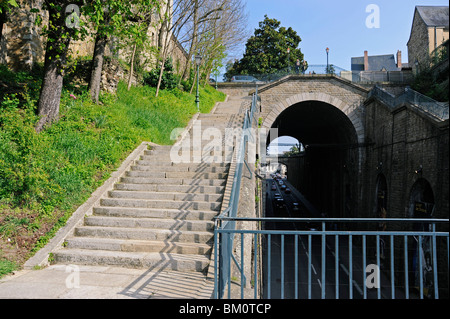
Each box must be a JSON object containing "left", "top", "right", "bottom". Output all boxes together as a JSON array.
[
  {"left": 368, "top": 85, "right": 449, "bottom": 120},
  {"left": 219, "top": 64, "right": 413, "bottom": 84},
  {"left": 214, "top": 217, "right": 449, "bottom": 299}
]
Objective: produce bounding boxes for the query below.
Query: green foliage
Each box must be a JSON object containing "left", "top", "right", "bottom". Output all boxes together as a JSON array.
[
  {"left": 0, "top": 259, "right": 17, "bottom": 278},
  {"left": 0, "top": 216, "right": 30, "bottom": 240},
  {"left": 0, "top": 65, "right": 225, "bottom": 274},
  {"left": 143, "top": 58, "right": 179, "bottom": 91},
  {"left": 225, "top": 15, "right": 304, "bottom": 79},
  {"left": 411, "top": 66, "right": 449, "bottom": 102},
  {"left": 0, "top": 0, "right": 18, "bottom": 14}
]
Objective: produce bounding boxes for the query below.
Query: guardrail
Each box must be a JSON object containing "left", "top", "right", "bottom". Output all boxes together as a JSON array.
[
  {"left": 214, "top": 216, "right": 449, "bottom": 299},
  {"left": 218, "top": 64, "right": 413, "bottom": 84},
  {"left": 368, "top": 85, "right": 449, "bottom": 120},
  {"left": 213, "top": 90, "right": 258, "bottom": 299}
]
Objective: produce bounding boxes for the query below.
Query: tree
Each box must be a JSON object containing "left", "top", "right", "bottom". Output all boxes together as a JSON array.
[
  {"left": 225, "top": 15, "right": 304, "bottom": 79},
  {"left": 0, "top": 0, "right": 18, "bottom": 42},
  {"left": 85, "top": 0, "right": 159, "bottom": 101},
  {"left": 35, "top": 0, "right": 86, "bottom": 132},
  {"left": 174, "top": 0, "right": 248, "bottom": 90}
]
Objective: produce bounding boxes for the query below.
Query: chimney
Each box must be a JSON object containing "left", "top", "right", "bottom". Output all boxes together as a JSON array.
[
  {"left": 364, "top": 50, "right": 369, "bottom": 71},
  {"left": 396, "top": 50, "right": 402, "bottom": 69}
]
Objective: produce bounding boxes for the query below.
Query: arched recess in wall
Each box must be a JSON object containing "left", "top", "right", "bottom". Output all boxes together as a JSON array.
[
  {"left": 407, "top": 178, "right": 435, "bottom": 220},
  {"left": 406, "top": 178, "right": 436, "bottom": 295}
]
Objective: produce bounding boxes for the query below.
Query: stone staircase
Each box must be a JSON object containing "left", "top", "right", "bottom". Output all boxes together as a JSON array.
[{"left": 52, "top": 107, "right": 245, "bottom": 274}]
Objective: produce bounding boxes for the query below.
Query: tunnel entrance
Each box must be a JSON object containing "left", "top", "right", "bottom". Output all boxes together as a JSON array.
[{"left": 266, "top": 100, "right": 360, "bottom": 218}]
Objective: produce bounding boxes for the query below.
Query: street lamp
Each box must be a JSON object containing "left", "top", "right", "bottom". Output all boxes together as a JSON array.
[
  {"left": 195, "top": 54, "right": 202, "bottom": 113},
  {"left": 326, "top": 47, "right": 329, "bottom": 74},
  {"left": 287, "top": 47, "right": 290, "bottom": 73}
]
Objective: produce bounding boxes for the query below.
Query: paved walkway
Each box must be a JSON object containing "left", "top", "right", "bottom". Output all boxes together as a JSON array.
[{"left": 0, "top": 265, "right": 213, "bottom": 299}]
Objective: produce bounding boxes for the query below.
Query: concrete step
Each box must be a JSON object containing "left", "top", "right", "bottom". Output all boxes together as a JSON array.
[
  {"left": 74, "top": 226, "right": 213, "bottom": 244},
  {"left": 125, "top": 170, "right": 228, "bottom": 179},
  {"left": 119, "top": 177, "right": 226, "bottom": 186},
  {"left": 64, "top": 237, "right": 212, "bottom": 255},
  {"left": 130, "top": 165, "right": 229, "bottom": 173},
  {"left": 84, "top": 216, "right": 214, "bottom": 232},
  {"left": 114, "top": 183, "right": 225, "bottom": 194},
  {"left": 108, "top": 190, "right": 223, "bottom": 202},
  {"left": 100, "top": 198, "right": 222, "bottom": 211},
  {"left": 135, "top": 161, "right": 230, "bottom": 168},
  {"left": 53, "top": 249, "right": 210, "bottom": 272},
  {"left": 93, "top": 207, "right": 218, "bottom": 221},
  {"left": 140, "top": 150, "right": 233, "bottom": 160}
]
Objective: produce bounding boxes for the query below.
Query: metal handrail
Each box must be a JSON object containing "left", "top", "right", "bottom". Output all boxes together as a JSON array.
[
  {"left": 369, "top": 85, "right": 449, "bottom": 120},
  {"left": 214, "top": 90, "right": 258, "bottom": 299}
]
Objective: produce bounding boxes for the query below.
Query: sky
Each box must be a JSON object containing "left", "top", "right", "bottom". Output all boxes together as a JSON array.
[{"left": 230, "top": 0, "right": 449, "bottom": 71}]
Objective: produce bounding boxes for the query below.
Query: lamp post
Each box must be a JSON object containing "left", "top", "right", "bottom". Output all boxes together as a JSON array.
[
  {"left": 326, "top": 47, "right": 329, "bottom": 74},
  {"left": 195, "top": 54, "right": 202, "bottom": 113},
  {"left": 287, "top": 47, "right": 290, "bottom": 73}
]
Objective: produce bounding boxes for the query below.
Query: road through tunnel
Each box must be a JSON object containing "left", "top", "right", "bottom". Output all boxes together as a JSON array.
[{"left": 266, "top": 100, "right": 360, "bottom": 218}]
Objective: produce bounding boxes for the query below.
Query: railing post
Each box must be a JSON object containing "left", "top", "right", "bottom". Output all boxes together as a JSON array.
[{"left": 321, "top": 222, "right": 326, "bottom": 299}]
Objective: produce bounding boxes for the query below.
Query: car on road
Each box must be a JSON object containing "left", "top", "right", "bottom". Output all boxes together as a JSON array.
[
  {"left": 271, "top": 185, "right": 277, "bottom": 191},
  {"left": 284, "top": 187, "right": 291, "bottom": 194},
  {"left": 274, "top": 198, "right": 286, "bottom": 209},
  {"left": 292, "top": 202, "right": 300, "bottom": 211},
  {"left": 281, "top": 185, "right": 287, "bottom": 190},
  {"left": 274, "top": 193, "right": 282, "bottom": 199}
]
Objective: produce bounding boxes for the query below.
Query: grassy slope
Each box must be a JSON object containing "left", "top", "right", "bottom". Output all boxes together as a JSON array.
[{"left": 0, "top": 67, "right": 225, "bottom": 277}]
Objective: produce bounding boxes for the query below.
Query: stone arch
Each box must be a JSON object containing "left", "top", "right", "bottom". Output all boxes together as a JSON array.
[{"left": 261, "top": 92, "right": 365, "bottom": 144}]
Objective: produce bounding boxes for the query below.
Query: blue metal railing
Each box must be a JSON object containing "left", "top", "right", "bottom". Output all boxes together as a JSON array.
[
  {"left": 214, "top": 216, "right": 449, "bottom": 299},
  {"left": 219, "top": 64, "right": 413, "bottom": 84},
  {"left": 368, "top": 85, "right": 449, "bottom": 120},
  {"left": 213, "top": 92, "right": 258, "bottom": 299}
]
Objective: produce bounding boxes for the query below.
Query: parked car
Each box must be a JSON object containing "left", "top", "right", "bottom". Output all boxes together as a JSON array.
[{"left": 230, "top": 75, "right": 259, "bottom": 83}]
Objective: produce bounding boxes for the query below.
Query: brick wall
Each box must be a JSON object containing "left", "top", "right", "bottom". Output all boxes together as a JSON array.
[{"left": 362, "top": 98, "right": 449, "bottom": 220}]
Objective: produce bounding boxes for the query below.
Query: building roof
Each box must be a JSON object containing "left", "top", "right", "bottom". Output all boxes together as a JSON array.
[
  {"left": 351, "top": 54, "right": 399, "bottom": 72},
  {"left": 416, "top": 6, "right": 449, "bottom": 28}
]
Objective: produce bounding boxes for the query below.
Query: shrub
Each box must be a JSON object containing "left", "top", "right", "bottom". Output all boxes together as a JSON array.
[{"left": 143, "top": 58, "right": 178, "bottom": 90}]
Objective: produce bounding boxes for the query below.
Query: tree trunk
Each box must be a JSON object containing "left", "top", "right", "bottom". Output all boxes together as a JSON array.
[
  {"left": 155, "top": 57, "right": 165, "bottom": 97},
  {"left": 127, "top": 43, "right": 137, "bottom": 91},
  {"left": 35, "top": 1, "right": 74, "bottom": 132},
  {"left": 189, "top": 69, "right": 196, "bottom": 94},
  {"left": 0, "top": 10, "right": 6, "bottom": 43},
  {"left": 88, "top": 33, "right": 108, "bottom": 103},
  {"left": 180, "top": 0, "right": 199, "bottom": 84}
]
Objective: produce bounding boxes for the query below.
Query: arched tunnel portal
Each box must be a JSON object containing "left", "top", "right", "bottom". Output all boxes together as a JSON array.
[{"left": 266, "top": 100, "right": 361, "bottom": 218}]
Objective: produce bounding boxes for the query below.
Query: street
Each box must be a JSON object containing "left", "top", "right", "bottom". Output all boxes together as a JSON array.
[{"left": 261, "top": 176, "right": 405, "bottom": 299}]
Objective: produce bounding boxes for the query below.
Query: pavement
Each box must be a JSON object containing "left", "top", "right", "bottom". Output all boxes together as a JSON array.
[{"left": 0, "top": 264, "right": 214, "bottom": 299}]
